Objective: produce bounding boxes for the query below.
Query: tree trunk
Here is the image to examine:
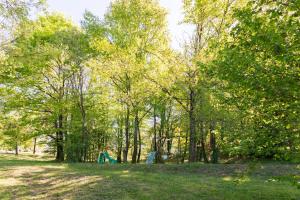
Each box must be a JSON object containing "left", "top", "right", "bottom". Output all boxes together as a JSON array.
[
  {"left": 137, "top": 123, "right": 141, "bottom": 163},
  {"left": 80, "top": 103, "right": 87, "bottom": 162},
  {"left": 33, "top": 137, "right": 37, "bottom": 154},
  {"left": 78, "top": 67, "right": 88, "bottom": 162},
  {"left": 177, "top": 135, "right": 181, "bottom": 164},
  {"left": 181, "top": 131, "right": 188, "bottom": 163},
  {"left": 123, "top": 105, "right": 130, "bottom": 162},
  {"left": 210, "top": 121, "right": 218, "bottom": 163},
  {"left": 166, "top": 107, "right": 173, "bottom": 155},
  {"left": 153, "top": 106, "right": 157, "bottom": 152},
  {"left": 200, "top": 121, "right": 208, "bottom": 163},
  {"left": 189, "top": 88, "right": 197, "bottom": 162},
  {"left": 117, "top": 143, "right": 122, "bottom": 163},
  {"left": 97, "top": 132, "right": 101, "bottom": 155},
  {"left": 167, "top": 136, "right": 172, "bottom": 155},
  {"left": 131, "top": 111, "right": 139, "bottom": 163},
  {"left": 196, "top": 139, "right": 201, "bottom": 162},
  {"left": 56, "top": 114, "right": 64, "bottom": 162},
  {"left": 55, "top": 63, "right": 65, "bottom": 162},
  {"left": 156, "top": 107, "right": 165, "bottom": 163},
  {"left": 117, "top": 122, "right": 123, "bottom": 163},
  {"left": 15, "top": 142, "right": 18, "bottom": 155}
]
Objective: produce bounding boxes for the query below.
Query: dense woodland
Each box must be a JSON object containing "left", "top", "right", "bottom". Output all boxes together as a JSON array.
[{"left": 0, "top": 0, "right": 299, "bottom": 164}]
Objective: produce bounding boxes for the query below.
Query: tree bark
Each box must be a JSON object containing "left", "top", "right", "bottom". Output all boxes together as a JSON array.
[
  {"left": 137, "top": 123, "right": 141, "bottom": 163},
  {"left": 210, "top": 121, "right": 218, "bottom": 163},
  {"left": 56, "top": 114, "right": 64, "bottom": 162},
  {"left": 78, "top": 67, "right": 88, "bottom": 162},
  {"left": 123, "top": 105, "right": 130, "bottom": 162},
  {"left": 200, "top": 121, "right": 208, "bottom": 163},
  {"left": 153, "top": 106, "right": 157, "bottom": 152},
  {"left": 117, "top": 120, "right": 123, "bottom": 163},
  {"left": 33, "top": 137, "right": 37, "bottom": 154},
  {"left": 166, "top": 106, "right": 173, "bottom": 155},
  {"left": 131, "top": 111, "right": 139, "bottom": 163},
  {"left": 177, "top": 135, "right": 181, "bottom": 164},
  {"left": 156, "top": 107, "right": 165, "bottom": 163},
  {"left": 189, "top": 88, "right": 197, "bottom": 162},
  {"left": 117, "top": 135, "right": 123, "bottom": 163},
  {"left": 167, "top": 134, "right": 172, "bottom": 155},
  {"left": 15, "top": 142, "right": 18, "bottom": 155},
  {"left": 181, "top": 131, "right": 188, "bottom": 163}
]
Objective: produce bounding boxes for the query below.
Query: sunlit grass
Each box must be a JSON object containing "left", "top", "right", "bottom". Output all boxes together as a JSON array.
[{"left": 0, "top": 153, "right": 299, "bottom": 200}]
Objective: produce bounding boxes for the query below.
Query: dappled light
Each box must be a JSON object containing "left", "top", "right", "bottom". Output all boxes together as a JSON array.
[
  {"left": 0, "top": 0, "right": 299, "bottom": 199},
  {"left": 0, "top": 160, "right": 104, "bottom": 199},
  {"left": 222, "top": 176, "right": 232, "bottom": 182},
  {"left": 0, "top": 154, "right": 300, "bottom": 199}
]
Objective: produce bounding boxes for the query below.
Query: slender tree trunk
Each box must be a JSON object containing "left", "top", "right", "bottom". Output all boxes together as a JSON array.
[
  {"left": 156, "top": 107, "right": 165, "bottom": 163},
  {"left": 200, "top": 121, "right": 208, "bottom": 163},
  {"left": 196, "top": 140, "right": 201, "bottom": 161},
  {"left": 55, "top": 63, "right": 65, "bottom": 162},
  {"left": 56, "top": 114, "right": 64, "bottom": 162},
  {"left": 166, "top": 107, "right": 173, "bottom": 155},
  {"left": 123, "top": 73, "right": 131, "bottom": 162},
  {"left": 97, "top": 132, "right": 101, "bottom": 154},
  {"left": 117, "top": 122, "right": 123, "bottom": 163},
  {"left": 137, "top": 123, "right": 141, "bottom": 163},
  {"left": 33, "top": 137, "right": 37, "bottom": 154},
  {"left": 132, "top": 111, "right": 139, "bottom": 163},
  {"left": 177, "top": 135, "right": 181, "bottom": 164},
  {"left": 189, "top": 88, "right": 197, "bottom": 162},
  {"left": 195, "top": 121, "right": 201, "bottom": 161},
  {"left": 117, "top": 141, "right": 123, "bottom": 163},
  {"left": 15, "top": 142, "right": 18, "bottom": 155},
  {"left": 167, "top": 134, "right": 172, "bottom": 155},
  {"left": 210, "top": 121, "right": 218, "bottom": 163},
  {"left": 181, "top": 131, "right": 188, "bottom": 163},
  {"left": 80, "top": 103, "right": 87, "bottom": 162},
  {"left": 78, "top": 67, "right": 88, "bottom": 162},
  {"left": 123, "top": 105, "right": 130, "bottom": 162},
  {"left": 153, "top": 106, "right": 157, "bottom": 152}
]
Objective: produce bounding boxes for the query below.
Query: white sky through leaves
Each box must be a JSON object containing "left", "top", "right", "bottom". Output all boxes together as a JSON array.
[{"left": 47, "top": 0, "right": 194, "bottom": 50}]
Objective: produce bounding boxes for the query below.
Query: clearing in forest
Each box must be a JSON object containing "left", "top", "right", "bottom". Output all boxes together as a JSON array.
[{"left": 0, "top": 154, "right": 299, "bottom": 200}]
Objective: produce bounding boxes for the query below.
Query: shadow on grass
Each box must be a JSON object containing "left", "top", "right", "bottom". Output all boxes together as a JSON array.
[{"left": 0, "top": 154, "right": 300, "bottom": 200}]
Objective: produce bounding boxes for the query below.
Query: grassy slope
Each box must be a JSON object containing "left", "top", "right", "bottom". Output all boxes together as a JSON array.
[{"left": 0, "top": 154, "right": 299, "bottom": 200}]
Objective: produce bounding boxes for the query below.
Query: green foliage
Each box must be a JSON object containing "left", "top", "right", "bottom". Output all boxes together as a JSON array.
[
  {"left": 0, "top": 113, "right": 33, "bottom": 152},
  {"left": 1, "top": 0, "right": 298, "bottom": 164},
  {"left": 211, "top": 0, "right": 300, "bottom": 159}
]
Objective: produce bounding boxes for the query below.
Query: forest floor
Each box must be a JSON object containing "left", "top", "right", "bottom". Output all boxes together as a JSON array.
[{"left": 0, "top": 153, "right": 300, "bottom": 200}]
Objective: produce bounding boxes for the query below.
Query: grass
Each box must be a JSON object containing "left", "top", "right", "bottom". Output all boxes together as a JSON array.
[{"left": 0, "top": 153, "right": 299, "bottom": 200}]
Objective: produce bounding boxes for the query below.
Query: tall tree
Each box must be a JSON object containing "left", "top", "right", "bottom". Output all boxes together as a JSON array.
[
  {"left": 179, "top": 0, "right": 245, "bottom": 162},
  {"left": 211, "top": 0, "right": 300, "bottom": 159},
  {"left": 8, "top": 14, "right": 92, "bottom": 161},
  {"left": 83, "top": 0, "right": 170, "bottom": 163}
]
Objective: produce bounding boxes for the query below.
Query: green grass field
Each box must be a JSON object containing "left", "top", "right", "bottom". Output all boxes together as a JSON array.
[{"left": 0, "top": 153, "right": 299, "bottom": 200}]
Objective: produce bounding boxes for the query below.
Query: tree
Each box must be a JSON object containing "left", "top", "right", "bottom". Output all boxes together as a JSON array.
[
  {"left": 211, "top": 0, "right": 300, "bottom": 159},
  {"left": 1, "top": 0, "right": 297, "bottom": 164},
  {"left": 150, "top": 0, "right": 244, "bottom": 162},
  {"left": 7, "top": 14, "right": 95, "bottom": 161},
  {"left": 0, "top": 0, "right": 44, "bottom": 49},
  {"left": 83, "top": 0, "right": 170, "bottom": 163},
  {"left": 0, "top": 112, "right": 33, "bottom": 155}
]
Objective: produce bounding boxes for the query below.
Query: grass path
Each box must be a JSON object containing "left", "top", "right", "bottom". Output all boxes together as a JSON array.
[{"left": 0, "top": 154, "right": 299, "bottom": 200}]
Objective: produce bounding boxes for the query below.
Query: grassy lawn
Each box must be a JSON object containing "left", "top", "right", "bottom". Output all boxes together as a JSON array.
[{"left": 0, "top": 153, "right": 299, "bottom": 200}]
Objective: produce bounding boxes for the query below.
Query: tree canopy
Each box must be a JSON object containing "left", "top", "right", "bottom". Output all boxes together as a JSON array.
[{"left": 0, "top": 0, "right": 299, "bottom": 163}]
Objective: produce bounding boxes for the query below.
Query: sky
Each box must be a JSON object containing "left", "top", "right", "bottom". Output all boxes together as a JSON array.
[{"left": 46, "top": 0, "right": 194, "bottom": 50}]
